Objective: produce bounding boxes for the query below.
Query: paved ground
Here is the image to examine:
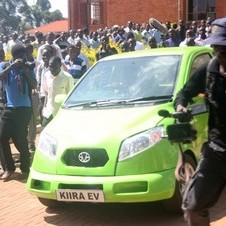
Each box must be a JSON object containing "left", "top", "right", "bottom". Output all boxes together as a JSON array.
[{"left": 1, "top": 139, "right": 226, "bottom": 225}]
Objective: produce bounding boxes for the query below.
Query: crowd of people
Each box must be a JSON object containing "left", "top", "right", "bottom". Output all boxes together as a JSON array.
[{"left": 0, "top": 17, "right": 214, "bottom": 61}]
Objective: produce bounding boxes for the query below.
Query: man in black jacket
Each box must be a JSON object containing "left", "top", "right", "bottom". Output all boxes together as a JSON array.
[{"left": 174, "top": 17, "right": 226, "bottom": 226}]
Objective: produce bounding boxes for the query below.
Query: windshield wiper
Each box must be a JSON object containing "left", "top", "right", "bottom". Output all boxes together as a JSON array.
[
  {"left": 62, "top": 100, "right": 127, "bottom": 109},
  {"left": 125, "top": 95, "right": 173, "bottom": 103},
  {"left": 63, "top": 95, "right": 173, "bottom": 109}
]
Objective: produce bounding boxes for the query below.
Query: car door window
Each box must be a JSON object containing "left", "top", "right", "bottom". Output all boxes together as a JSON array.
[
  {"left": 190, "top": 53, "right": 212, "bottom": 78},
  {"left": 190, "top": 53, "right": 212, "bottom": 102}
]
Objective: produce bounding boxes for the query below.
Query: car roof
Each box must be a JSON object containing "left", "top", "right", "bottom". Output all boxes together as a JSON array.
[{"left": 99, "top": 46, "right": 213, "bottom": 61}]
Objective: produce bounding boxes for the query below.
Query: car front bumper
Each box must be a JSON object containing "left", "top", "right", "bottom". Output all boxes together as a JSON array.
[{"left": 26, "top": 168, "right": 176, "bottom": 203}]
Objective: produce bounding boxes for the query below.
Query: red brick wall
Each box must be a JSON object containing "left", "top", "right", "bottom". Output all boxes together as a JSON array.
[
  {"left": 216, "top": 0, "right": 226, "bottom": 18},
  {"left": 105, "top": 0, "right": 179, "bottom": 26},
  {"left": 69, "top": 0, "right": 226, "bottom": 30}
]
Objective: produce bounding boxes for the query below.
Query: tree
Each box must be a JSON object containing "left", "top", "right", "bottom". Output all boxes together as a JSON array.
[
  {"left": 0, "top": 0, "right": 31, "bottom": 34},
  {"left": 30, "top": 0, "right": 63, "bottom": 27},
  {"left": 0, "top": 0, "right": 63, "bottom": 35}
]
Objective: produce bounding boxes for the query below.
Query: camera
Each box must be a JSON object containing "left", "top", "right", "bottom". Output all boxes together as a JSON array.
[
  {"left": 21, "top": 58, "right": 36, "bottom": 70},
  {"left": 166, "top": 122, "right": 197, "bottom": 143},
  {"left": 158, "top": 109, "right": 197, "bottom": 143},
  {"left": 167, "top": 111, "right": 197, "bottom": 143},
  {"left": 24, "top": 61, "right": 36, "bottom": 70}
]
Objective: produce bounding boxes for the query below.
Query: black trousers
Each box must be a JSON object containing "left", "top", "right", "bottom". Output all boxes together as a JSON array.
[
  {"left": 0, "top": 107, "right": 31, "bottom": 173},
  {"left": 182, "top": 142, "right": 226, "bottom": 226}
]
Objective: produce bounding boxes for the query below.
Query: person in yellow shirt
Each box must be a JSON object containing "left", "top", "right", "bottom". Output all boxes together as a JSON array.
[{"left": 42, "top": 56, "right": 74, "bottom": 127}]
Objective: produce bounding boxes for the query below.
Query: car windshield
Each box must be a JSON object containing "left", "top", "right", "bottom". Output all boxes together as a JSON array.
[{"left": 64, "top": 55, "right": 181, "bottom": 107}]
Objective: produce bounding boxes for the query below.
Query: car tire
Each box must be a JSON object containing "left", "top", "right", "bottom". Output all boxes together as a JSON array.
[
  {"left": 38, "top": 197, "right": 61, "bottom": 208},
  {"left": 163, "top": 154, "right": 196, "bottom": 213}
]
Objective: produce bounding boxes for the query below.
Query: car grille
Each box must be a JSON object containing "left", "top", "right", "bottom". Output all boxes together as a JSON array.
[{"left": 62, "top": 148, "right": 109, "bottom": 167}]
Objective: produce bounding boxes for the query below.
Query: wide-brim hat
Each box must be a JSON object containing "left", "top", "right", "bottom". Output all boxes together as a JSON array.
[{"left": 206, "top": 17, "right": 226, "bottom": 46}]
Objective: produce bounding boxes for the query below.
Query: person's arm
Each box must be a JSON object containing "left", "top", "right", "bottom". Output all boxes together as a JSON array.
[
  {"left": 54, "top": 34, "right": 64, "bottom": 45},
  {"left": 42, "top": 73, "right": 48, "bottom": 108},
  {"left": 96, "top": 52, "right": 99, "bottom": 61},
  {"left": 23, "top": 66, "right": 37, "bottom": 90},
  {"left": 36, "top": 45, "right": 44, "bottom": 64},
  {"left": 61, "top": 61, "right": 69, "bottom": 72},
  {"left": 174, "top": 62, "right": 208, "bottom": 112},
  {"left": 66, "top": 73, "right": 74, "bottom": 92},
  {"left": 54, "top": 45, "right": 63, "bottom": 60},
  {"left": 81, "top": 60, "right": 87, "bottom": 75},
  {"left": 36, "top": 64, "right": 43, "bottom": 91},
  {"left": 0, "top": 59, "right": 21, "bottom": 79}
]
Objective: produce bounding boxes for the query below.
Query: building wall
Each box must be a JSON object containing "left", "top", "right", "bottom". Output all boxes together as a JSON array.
[
  {"left": 68, "top": 0, "right": 226, "bottom": 31},
  {"left": 105, "top": 0, "right": 180, "bottom": 26},
  {"left": 216, "top": 0, "right": 226, "bottom": 18}
]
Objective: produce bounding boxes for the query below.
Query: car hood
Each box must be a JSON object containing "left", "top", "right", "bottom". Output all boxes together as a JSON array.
[{"left": 44, "top": 104, "right": 171, "bottom": 145}]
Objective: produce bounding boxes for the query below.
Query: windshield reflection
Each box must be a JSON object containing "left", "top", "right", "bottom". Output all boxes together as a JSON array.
[{"left": 64, "top": 55, "right": 181, "bottom": 106}]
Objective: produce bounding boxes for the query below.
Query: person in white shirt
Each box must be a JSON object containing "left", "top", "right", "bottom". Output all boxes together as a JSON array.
[
  {"left": 194, "top": 27, "right": 207, "bottom": 46},
  {"left": 36, "top": 32, "right": 63, "bottom": 64},
  {"left": 6, "top": 32, "right": 24, "bottom": 54},
  {"left": 31, "top": 31, "right": 45, "bottom": 50},
  {"left": 2, "top": 35, "right": 9, "bottom": 54},
  {"left": 67, "top": 29, "right": 76, "bottom": 45},
  {"left": 74, "top": 29, "right": 90, "bottom": 47},
  {"left": 36, "top": 45, "right": 55, "bottom": 125},
  {"left": 126, "top": 32, "right": 145, "bottom": 51},
  {"left": 42, "top": 56, "right": 74, "bottom": 127},
  {"left": 179, "top": 29, "right": 196, "bottom": 47}
]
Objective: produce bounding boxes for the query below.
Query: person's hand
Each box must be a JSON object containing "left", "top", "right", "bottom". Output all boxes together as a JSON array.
[
  {"left": 11, "top": 59, "right": 30, "bottom": 76},
  {"left": 12, "top": 58, "right": 23, "bottom": 68},
  {"left": 176, "top": 104, "right": 188, "bottom": 112}
]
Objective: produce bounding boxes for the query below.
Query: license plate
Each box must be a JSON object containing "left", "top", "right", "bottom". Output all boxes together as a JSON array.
[{"left": 56, "top": 189, "right": 105, "bottom": 203}]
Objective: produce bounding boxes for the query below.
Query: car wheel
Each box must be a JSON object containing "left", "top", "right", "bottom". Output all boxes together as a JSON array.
[
  {"left": 38, "top": 197, "right": 61, "bottom": 208},
  {"left": 163, "top": 154, "right": 196, "bottom": 213}
]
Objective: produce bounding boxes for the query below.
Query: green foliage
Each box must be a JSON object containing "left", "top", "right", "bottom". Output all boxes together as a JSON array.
[
  {"left": 36, "top": 0, "right": 51, "bottom": 11},
  {"left": 0, "top": 0, "right": 63, "bottom": 35}
]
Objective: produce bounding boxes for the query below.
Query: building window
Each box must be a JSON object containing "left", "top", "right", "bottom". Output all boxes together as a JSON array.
[
  {"left": 188, "top": 0, "right": 216, "bottom": 21},
  {"left": 88, "top": 0, "right": 103, "bottom": 25}
]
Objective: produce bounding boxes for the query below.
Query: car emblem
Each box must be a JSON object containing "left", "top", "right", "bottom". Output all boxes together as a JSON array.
[{"left": 78, "top": 152, "right": 91, "bottom": 163}]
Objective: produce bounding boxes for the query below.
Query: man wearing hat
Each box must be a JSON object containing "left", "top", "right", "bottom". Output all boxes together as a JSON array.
[{"left": 174, "top": 17, "right": 226, "bottom": 225}]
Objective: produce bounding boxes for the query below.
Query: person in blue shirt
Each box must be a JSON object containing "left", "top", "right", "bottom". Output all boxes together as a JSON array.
[
  {"left": 0, "top": 44, "right": 37, "bottom": 180},
  {"left": 64, "top": 43, "right": 87, "bottom": 84}
]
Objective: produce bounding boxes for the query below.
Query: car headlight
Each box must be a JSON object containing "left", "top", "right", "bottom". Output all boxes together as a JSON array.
[
  {"left": 118, "top": 126, "right": 163, "bottom": 161},
  {"left": 37, "top": 132, "right": 58, "bottom": 159}
]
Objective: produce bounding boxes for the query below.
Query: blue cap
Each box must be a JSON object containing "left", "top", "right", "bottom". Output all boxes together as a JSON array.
[{"left": 206, "top": 17, "right": 226, "bottom": 46}]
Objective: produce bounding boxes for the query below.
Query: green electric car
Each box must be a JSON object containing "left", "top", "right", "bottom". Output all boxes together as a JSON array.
[{"left": 27, "top": 47, "right": 213, "bottom": 212}]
